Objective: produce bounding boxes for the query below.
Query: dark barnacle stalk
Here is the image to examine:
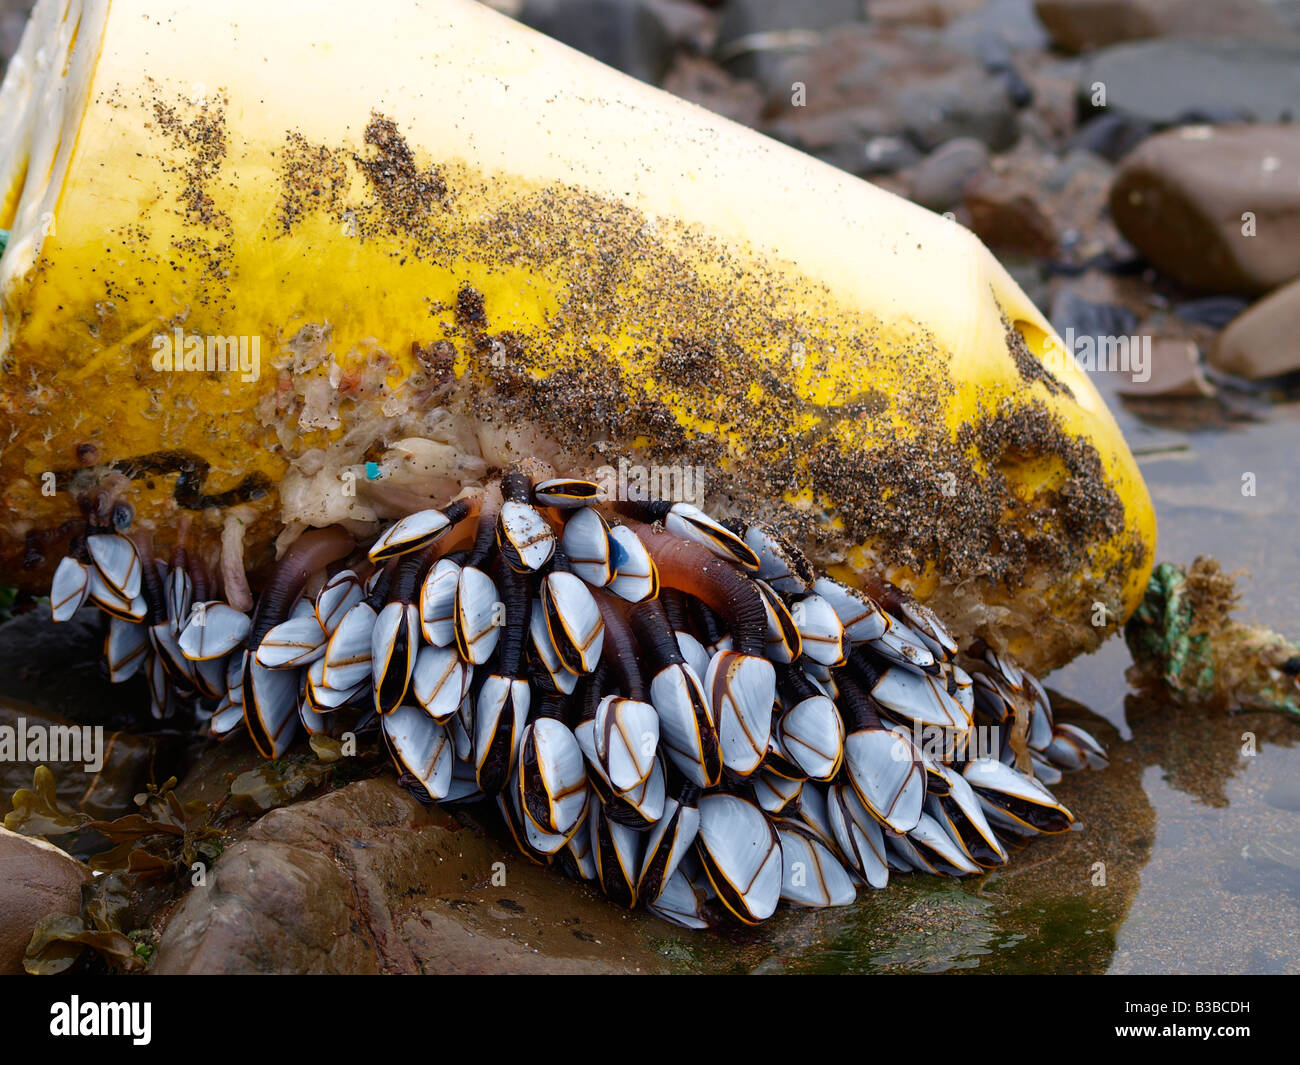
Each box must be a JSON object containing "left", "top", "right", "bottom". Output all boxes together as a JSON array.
[
  {"left": 242, "top": 526, "right": 355, "bottom": 758},
  {"left": 623, "top": 518, "right": 775, "bottom": 778},
  {"left": 629, "top": 597, "right": 721, "bottom": 787},
  {"left": 473, "top": 559, "right": 531, "bottom": 795}
]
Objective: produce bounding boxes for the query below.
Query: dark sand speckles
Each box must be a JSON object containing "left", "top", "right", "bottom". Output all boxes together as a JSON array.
[
  {"left": 806, "top": 398, "right": 1127, "bottom": 587},
  {"left": 277, "top": 131, "right": 351, "bottom": 234},
  {"left": 149, "top": 88, "right": 232, "bottom": 283},
  {"left": 1004, "top": 315, "right": 1072, "bottom": 399},
  {"left": 355, "top": 112, "right": 448, "bottom": 231}
]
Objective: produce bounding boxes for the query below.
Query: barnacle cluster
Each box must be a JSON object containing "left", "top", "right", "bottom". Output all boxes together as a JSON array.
[{"left": 49, "top": 466, "right": 1107, "bottom": 928}]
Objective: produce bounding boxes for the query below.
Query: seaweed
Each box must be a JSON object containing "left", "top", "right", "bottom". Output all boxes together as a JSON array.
[{"left": 1125, "top": 558, "right": 1300, "bottom": 717}]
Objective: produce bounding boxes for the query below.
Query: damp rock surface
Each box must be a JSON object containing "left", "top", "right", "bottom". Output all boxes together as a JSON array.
[
  {"left": 1035, "top": 0, "right": 1281, "bottom": 54},
  {"left": 153, "top": 777, "right": 671, "bottom": 974},
  {"left": 1110, "top": 124, "right": 1300, "bottom": 295},
  {"left": 0, "top": 697, "right": 156, "bottom": 822},
  {"left": 1212, "top": 277, "right": 1300, "bottom": 380},
  {"left": 0, "top": 826, "right": 91, "bottom": 974},
  {"left": 1079, "top": 39, "right": 1300, "bottom": 129}
]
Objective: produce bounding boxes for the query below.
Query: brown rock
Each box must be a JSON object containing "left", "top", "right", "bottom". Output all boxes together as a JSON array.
[
  {"left": 153, "top": 777, "right": 671, "bottom": 974},
  {"left": 965, "top": 169, "right": 1059, "bottom": 256},
  {"left": 1035, "top": 0, "right": 1279, "bottom": 54},
  {"left": 959, "top": 144, "right": 1118, "bottom": 262},
  {"left": 869, "top": 0, "right": 987, "bottom": 28},
  {"left": 1116, "top": 337, "right": 1215, "bottom": 397},
  {"left": 0, "top": 827, "right": 91, "bottom": 973},
  {"left": 910, "top": 136, "right": 990, "bottom": 211},
  {"left": 1212, "top": 278, "right": 1300, "bottom": 380},
  {"left": 659, "top": 55, "right": 764, "bottom": 127},
  {"left": 760, "top": 25, "right": 1018, "bottom": 153},
  {"left": 1110, "top": 125, "right": 1300, "bottom": 295}
]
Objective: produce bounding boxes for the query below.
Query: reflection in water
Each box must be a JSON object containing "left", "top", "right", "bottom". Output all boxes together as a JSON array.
[
  {"left": 683, "top": 686, "right": 1297, "bottom": 974},
  {"left": 677, "top": 690, "right": 1155, "bottom": 974},
  {"left": 1109, "top": 698, "right": 1299, "bottom": 974}
]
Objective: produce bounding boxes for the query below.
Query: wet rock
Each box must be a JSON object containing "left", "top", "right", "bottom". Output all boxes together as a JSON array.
[
  {"left": 0, "top": 827, "right": 91, "bottom": 974},
  {"left": 1049, "top": 288, "right": 1140, "bottom": 344},
  {"left": 1045, "top": 146, "right": 1113, "bottom": 191},
  {"left": 996, "top": 64, "right": 1034, "bottom": 109},
  {"left": 713, "top": 0, "right": 863, "bottom": 80},
  {"left": 1020, "top": 56, "right": 1084, "bottom": 143},
  {"left": 1067, "top": 112, "right": 1152, "bottom": 162},
  {"left": 660, "top": 55, "right": 763, "bottom": 126},
  {"left": 1036, "top": 0, "right": 1280, "bottom": 55},
  {"left": 763, "top": 106, "right": 892, "bottom": 176},
  {"left": 897, "top": 68, "right": 1019, "bottom": 151},
  {"left": 0, "top": 607, "right": 132, "bottom": 726},
  {"left": 519, "top": 0, "right": 675, "bottom": 84},
  {"left": 908, "top": 136, "right": 990, "bottom": 211},
  {"left": 963, "top": 141, "right": 1121, "bottom": 264},
  {"left": 1211, "top": 278, "right": 1300, "bottom": 380},
  {"left": 1079, "top": 40, "right": 1300, "bottom": 129},
  {"left": 641, "top": 0, "right": 717, "bottom": 53},
  {"left": 1116, "top": 338, "right": 1215, "bottom": 398},
  {"left": 941, "top": 0, "right": 1051, "bottom": 63},
  {"left": 862, "top": 134, "right": 922, "bottom": 175},
  {"left": 759, "top": 25, "right": 1017, "bottom": 154},
  {"left": 965, "top": 170, "right": 1059, "bottom": 256},
  {"left": 869, "top": 0, "right": 987, "bottom": 28},
  {"left": 0, "top": 699, "right": 156, "bottom": 821},
  {"left": 1173, "top": 296, "right": 1251, "bottom": 331},
  {"left": 1110, "top": 125, "right": 1300, "bottom": 294},
  {"left": 154, "top": 777, "right": 669, "bottom": 974}
]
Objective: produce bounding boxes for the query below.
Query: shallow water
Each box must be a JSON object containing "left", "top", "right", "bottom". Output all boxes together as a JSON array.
[{"left": 1046, "top": 380, "right": 1300, "bottom": 975}]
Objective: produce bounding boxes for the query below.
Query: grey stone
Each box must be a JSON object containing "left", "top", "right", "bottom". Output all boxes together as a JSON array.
[
  {"left": 862, "top": 134, "right": 923, "bottom": 175},
  {"left": 897, "top": 69, "right": 1019, "bottom": 151},
  {"left": 1067, "top": 112, "right": 1153, "bottom": 162},
  {"left": 520, "top": 0, "right": 676, "bottom": 84},
  {"left": 1043, "top": 147, "right": 1113, "bottom": 192},
  {"left": 909, "top": 136, "right": 990, "bottom": 210},
  {"left": 1050, "top": 289, "right": 1140, "bottom": 344},
  {"left": 763, "top": 106, "right": 893, "bottom": 176},
  {"left": 715, "top": 0, "right": 865, "bottom": 80},
  {"left": 1172, "top": 297, "right": 1251, "bottom": 331},
  {"left": 943, "top": 0, "right": 1051, "bottom": 66},
  {"left": 1080, "top": 39, "right": 1300, "bottom": 129}
]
